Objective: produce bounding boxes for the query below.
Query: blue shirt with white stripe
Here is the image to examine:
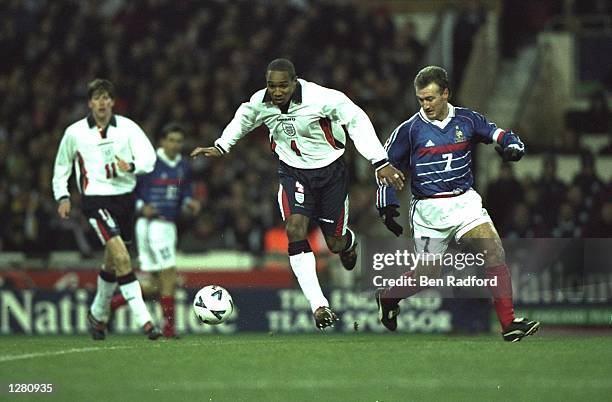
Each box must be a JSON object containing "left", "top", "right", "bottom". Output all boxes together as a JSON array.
[
  {"left": 136, "top": 148, "right": 193, "bottom": 221},
  {"left": 376, "top": 104, "right": 524, "bottom": 207}
]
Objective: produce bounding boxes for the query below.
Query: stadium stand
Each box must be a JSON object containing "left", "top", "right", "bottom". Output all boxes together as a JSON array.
[{"left": 0, "top": 0, "right": 610, "bottom": 265}]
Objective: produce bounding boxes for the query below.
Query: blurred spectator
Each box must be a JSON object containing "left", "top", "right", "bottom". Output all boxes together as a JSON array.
[
  {"left": 0, "top": 1, "right": 427, "bottom": 255},
  {"left": 485, "top": 162, "right": 523, "bottom": 229},
  {"left": 2, "top": 1, "right": 609, "bottom": 257},
  {"left": 536, "top": 154, "right": 566, "bottom": 229},
  {"left": 521, "top": 177, "right": 545, "bottom": 230},
  {"left": 179, "top": 214, "right": 225, "bottom": 252},
  {"left": 586, "top": 184, "right": 612, "bottom": 237},
  {"left": 586, "top": 200, "right": 612, "bottom": 237},
  {"left": 503, "top": 203, "right": 538, "bottom": 238},
  {"left": 453, "top": 0, "right": 486, "bottom": 83},
  {"left": 572, "top": 152, "right": 603, "bottom": 208},
  {"left": 566, "top": 186, "right": 590, "bottom": 228},
  {"left": 551, "top": 202, "right": 582, "bottom": 238},
  {"left": 225, "top": 215, "right": 263, "bottom": 256}
]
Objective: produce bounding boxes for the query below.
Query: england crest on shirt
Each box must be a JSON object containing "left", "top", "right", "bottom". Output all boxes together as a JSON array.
[{"left": 282, "top": 123, "right": 297, "bottom": 137}]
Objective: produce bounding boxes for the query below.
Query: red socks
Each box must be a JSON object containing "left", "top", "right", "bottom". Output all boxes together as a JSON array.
[
  {"left": 160, "top": 295, "right": 175, "bottom": 338},
  {"left": 111, "top": 293, "right": 176, "bottom": 337},
  {"left": 486, "top": 264, "right": 515, "bottom": 329},
  {"left": 110, "top": 293, "right": 127, "bottom": 311},
  {"left": 382, "top": 264, "right": 516, "bottom": 331}
]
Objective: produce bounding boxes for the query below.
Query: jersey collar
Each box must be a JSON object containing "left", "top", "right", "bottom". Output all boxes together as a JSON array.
[
  {"left": 262, "top": 80, "right": 303, "bottom": 104},
  {"left": 87, "top": 114, "right": 117, "bottom": 128},
  {"left": 157, "top": 147, "right": 181, "bottom": 168},
  {"left": 419, "top": 103, "right": 455, "bottom": 129}
]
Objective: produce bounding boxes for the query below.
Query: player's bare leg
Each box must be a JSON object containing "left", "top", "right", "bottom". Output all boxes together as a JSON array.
[
  {"left": 461, "top": 222, "right": 540, "bottom": 341},
  {"left": 107, "top": 236, "right": 160, "bottom": 339},
  {"left": 324, "top": 228, "right": 358, "bottom": 271},
  {"left": 88, "top": 247, "right": 118, "bottom": 340},
  {"left": 159, "top": 268, "right": 178, "bottom": 338},
  {"left": 285, "top": 214, "right": 336, "bottom": 329}
]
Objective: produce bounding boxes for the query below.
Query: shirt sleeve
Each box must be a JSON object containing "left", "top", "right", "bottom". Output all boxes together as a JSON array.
[
  {"left": 376, "top": 124, "right": 412, "bottom": 209},
  {"left": 214, "top": 99, "right": 262, "bottom": 154},
  {"left": 52, "top": 128, "right": 76, "bottom": 201},
  {"left": 129, "top": 123, "right": 156, "bottom": 174},
  {"left": 470, "top": 110, "right": 524, "bottom": 149},
  {"left": 180, "top": 161, "right": 194, "bottom": 206},
  {"left": 322, "top": 89, "right": 388, "bottom": 167},
  {"left": 135, "top": 174, "right": 148, "bottom": 212}
]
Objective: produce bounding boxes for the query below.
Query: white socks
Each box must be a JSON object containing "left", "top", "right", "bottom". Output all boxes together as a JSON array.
[
  {"left": 119, "top": 279, "right": 153, "bottom": 327},
  {"left": 90, "top": 274, "right": 117, "bottom": 322},
  {"left": 289, "top": 251, "right": 328, "bottom": 313}
]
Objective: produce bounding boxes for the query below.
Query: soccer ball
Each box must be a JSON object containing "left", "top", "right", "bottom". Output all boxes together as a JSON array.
[{"left": 193, "top": 285, "right": 234, "bottom": 325}]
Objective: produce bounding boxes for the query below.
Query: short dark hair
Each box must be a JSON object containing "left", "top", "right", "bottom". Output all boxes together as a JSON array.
[
  {"left": 87, "top": 78, "right": 115, "bottom": 99},
  {"left": 414, "top": 66, "right": 450, "bottom": 93},
  {"left": 266, "top": 58, "right": 296, "bottom": 80},
  {"left": 161, "top": 122, "right": 185, "bottom": 139}
]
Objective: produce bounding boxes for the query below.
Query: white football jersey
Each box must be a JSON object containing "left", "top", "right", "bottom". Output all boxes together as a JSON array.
[
  {"left": 52, "top": 114, "right": 156, "bottom": 200},
  {"left": 214, "top": 79, "right": 389, "bottom": 169}
]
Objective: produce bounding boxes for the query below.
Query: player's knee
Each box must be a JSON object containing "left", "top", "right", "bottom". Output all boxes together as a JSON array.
[
  {"left": 160, "top": 269, "right": 177, "bottom": 286},
  {"left": 285, "top": 221, "right": 307, "bottom": 242},
  {"left": 485, "top": 245, "right": 506, "bottom": 266},
  {"left": 325, "top": 236, "right": 344, "bottom": 254}
]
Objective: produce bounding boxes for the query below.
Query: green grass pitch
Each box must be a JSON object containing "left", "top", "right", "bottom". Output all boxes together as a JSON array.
[{"left": 1, "top": 333, "right": 611, "bottom": 401}]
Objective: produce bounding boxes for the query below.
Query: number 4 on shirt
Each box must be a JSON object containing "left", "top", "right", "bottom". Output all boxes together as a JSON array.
[{"left": 290, "top": 140, "right": 301, "bottom": 156}]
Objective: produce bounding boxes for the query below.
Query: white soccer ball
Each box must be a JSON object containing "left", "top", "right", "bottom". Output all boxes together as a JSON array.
[{"left": 193, "top": 285, "right": 234, "bottom": 325}]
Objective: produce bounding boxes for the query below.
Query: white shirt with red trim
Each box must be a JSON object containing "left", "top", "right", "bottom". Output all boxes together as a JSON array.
[
  {"left": 52, "top": 115, "right": 156, "bottom": 200},
  {"left": 214, "top": 78, "right": 388, "bottom": 170}
]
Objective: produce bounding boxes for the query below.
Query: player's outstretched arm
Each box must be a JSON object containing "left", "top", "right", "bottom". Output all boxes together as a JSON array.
[
  {"left": 378, "top": 204, "right": 403, "bottom": 236},
  {"left": 190, "top": 147, "right": 222, "bottom": 158},
  {"left": 376, "top": 164, "right": 405, "bottom": 191}
]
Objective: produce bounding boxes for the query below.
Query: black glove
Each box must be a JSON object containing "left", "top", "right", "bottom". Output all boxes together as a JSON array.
[
  {"left": 378, "top": 205, "right": 403, "bottom": 237},
  {"left": 495, "top": 143, "right": 525, "bottom": 162}
]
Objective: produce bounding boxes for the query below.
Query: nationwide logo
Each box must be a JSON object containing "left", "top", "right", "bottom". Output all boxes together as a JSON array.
[{"left": 425, "top": 139, "right": 435, "bottom": 147}]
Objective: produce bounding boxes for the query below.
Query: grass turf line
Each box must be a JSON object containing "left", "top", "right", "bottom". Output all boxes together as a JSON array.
[{"left": 0, "top": 334, "right": 610, "bottom": 402}]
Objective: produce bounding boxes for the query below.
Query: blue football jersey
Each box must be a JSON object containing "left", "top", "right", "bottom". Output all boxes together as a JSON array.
[
  {"left": 377, "top": 104, "right": 524, "bottom": 206},
  {"left": 136, "top": 148, "right": 193, "bottom": 221}
]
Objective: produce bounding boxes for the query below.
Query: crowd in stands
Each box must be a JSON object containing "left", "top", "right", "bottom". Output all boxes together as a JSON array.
[
  {"left": 486, "top": 152, "right": 612, "bottom": 239},
  {"left": 1, "top": 1, "right": 610, "bottom": 260}
]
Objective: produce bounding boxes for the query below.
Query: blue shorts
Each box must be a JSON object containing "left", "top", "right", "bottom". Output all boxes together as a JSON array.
[{"left": 277, "top": 158, "right": 349, "bottom": 237}]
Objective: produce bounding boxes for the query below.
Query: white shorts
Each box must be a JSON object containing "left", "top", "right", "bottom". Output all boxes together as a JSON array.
[
  {"left": 135, "top": 218, "right": 177, "bottom": 272},
  {"left": 410, "top": 189, "right": 492, "bottom": 256}
]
